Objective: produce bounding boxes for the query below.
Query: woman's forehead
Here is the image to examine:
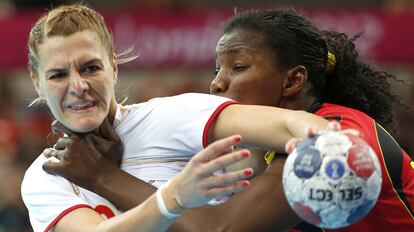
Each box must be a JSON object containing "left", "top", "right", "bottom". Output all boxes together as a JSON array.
[
  {"left": 216, "top": 29, "right": 270, "bottom": 59},
  {"left": 37, "top": 31, "right": 108, "bottom": 70},
  {"left": 219, "top": 29, "right": 263, "bottom": 46}
]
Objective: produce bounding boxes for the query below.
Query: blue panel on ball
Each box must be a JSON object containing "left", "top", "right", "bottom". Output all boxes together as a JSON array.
[
  {"left": 296, "top": 134, "right": 320, "bottom": 151},
  {"left": 347, "top": 200, "right": 374, "bottom": 225},
  {"left": 293, "top": 148, "right": 322, "bottom": 178},
  {"left": 325, "top": 159, "right": 346, "bottom": 180}
]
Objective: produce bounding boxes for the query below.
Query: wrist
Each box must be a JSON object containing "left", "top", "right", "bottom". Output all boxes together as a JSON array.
[
  {"left": 94, "top": 161, "right": 119, "bottom": 194},
  {"left": 162, "top": 180, "right": 186, "bottom": 215},
  {"left": 156, "top": 182, "right": 184, "bottom": 220}
]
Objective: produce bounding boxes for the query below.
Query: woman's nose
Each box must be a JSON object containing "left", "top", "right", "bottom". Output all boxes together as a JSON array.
[
  {"left": 210, "top": 74, "right": 229, "bottom": 95},
  {"left": 68, "top": 72, "right": 89, "bottom": 96}
]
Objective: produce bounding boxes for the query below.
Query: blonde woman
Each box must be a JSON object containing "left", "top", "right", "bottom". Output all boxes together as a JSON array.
[{"left": 21, "top": 4, "right": 329, "bottom": 232}]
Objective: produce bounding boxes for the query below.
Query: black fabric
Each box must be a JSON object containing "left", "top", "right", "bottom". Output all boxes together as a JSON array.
[
  {"left": 306, "top": 102, "right": 323, "bottom": 113},
  {"left": 294, "top": 222, "right": 325, "bottom": 232},
  {"left": 375, "top": 122, "right": 414, "bottom": 217}
]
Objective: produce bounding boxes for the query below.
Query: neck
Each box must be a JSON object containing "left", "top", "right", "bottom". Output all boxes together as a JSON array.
[
  {"left": 108, "top": 98, "right": 118, "bottom": 124},
  {"left": 279, "top": 91, "right": 318, "bottom": 111}
]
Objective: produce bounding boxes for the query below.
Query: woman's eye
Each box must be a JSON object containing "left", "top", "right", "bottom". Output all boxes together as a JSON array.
[
  {"left": 84, "top": 65, "right": 101, "bottom": 73},
  {"left": 233, "top": 64, "right": 248, "bottom": 72},
  {"left": 48, "top": 72, "right": 67, "bottom": 80},
  {"left": 213, "top": 69, "right": 219, "bottom": 76}
]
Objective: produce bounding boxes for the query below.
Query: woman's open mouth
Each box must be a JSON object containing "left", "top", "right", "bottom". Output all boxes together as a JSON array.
[{"left": 67, "top": 101, "right": 97, "bottom": 112}]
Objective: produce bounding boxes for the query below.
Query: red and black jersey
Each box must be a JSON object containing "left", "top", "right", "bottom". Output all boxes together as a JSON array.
[{"left": 293, "top": 103, "right": 414, "bottom": 232}]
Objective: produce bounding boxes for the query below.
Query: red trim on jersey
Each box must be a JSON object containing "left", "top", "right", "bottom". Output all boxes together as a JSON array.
[
  {"left": 202, "top": 101, "right": 238, "bottom": 148},
  {"left": 44, "top": 204, "right": 92, "bottom": 232}
]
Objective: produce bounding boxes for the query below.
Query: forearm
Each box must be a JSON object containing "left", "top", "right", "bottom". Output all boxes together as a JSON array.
[
  {"left": 215, "top": 157, "right": 301, "bottom": 232},
  {"left": 96, "top": 194, "right": 175, "bottom": 232},
  {"left": 92, "top": 167, "right": 227, "bottom": 232},
  {"left": 95, "top": 167, "right": 157, "bottom": 211},
  {"left": 173, "top": 156, "right": 302, "bottom": 232},
  {"left": 211, "top": 105, "right": 328, "bottom": 152},
  {"left": 285, "top": 110, "right": 327, "bottom": 140}
]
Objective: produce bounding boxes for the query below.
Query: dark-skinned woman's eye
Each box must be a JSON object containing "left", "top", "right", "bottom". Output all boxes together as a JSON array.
[{"left": 233, "top": 64, "right": 248, "bottom": 72}]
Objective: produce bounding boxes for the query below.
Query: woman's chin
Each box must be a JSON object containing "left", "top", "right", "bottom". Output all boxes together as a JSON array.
[{"left": 66, "top": 120, "right": 101, "bottom": 134}]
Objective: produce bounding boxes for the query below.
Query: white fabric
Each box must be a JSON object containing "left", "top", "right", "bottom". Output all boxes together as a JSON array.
[
  {"left": 156, "top": 184, "right": 180, "bottom": 219},
  {"left": 21, "top": 93, "right": 235, "bottom": 232}
]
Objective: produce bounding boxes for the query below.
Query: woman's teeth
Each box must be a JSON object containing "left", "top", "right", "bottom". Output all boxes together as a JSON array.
[{"left": 69, "top": 102, "right": 95, "bottom": 110}]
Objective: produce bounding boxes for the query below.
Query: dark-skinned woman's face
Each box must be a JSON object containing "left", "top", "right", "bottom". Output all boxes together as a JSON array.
[{"left": 211, "top": 28, "right": 287, "bottom": 107}]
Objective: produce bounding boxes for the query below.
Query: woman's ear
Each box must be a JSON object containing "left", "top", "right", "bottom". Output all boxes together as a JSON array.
[
  {"left": 112, "top": 53, "right": 118, "bottom": 84},
  {"left": 29, "top": 64, "right": 43, "bottom": 98},
  {"left": 282, "top": 65, "right": 308, "bottom": 97}
]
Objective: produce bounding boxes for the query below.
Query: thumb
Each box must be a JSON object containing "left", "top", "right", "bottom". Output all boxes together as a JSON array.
[
  {"left": 42, "top": 160, "right": 63, "bottom": 175},
  {"left": 51, "top": 120, "right": 75, "bottom": 136},
  {"left": 94, "top": 117, "right": 119, "bottom": 141}
]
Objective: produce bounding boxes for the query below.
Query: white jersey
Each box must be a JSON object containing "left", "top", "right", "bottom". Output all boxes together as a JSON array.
[{"left": 21, "top": 93, "right": 236, "bottom": 232}]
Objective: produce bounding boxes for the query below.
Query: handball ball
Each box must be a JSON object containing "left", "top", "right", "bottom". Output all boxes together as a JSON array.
[{"left": 282, "top": 130, "right": 382, "bottom": 228}]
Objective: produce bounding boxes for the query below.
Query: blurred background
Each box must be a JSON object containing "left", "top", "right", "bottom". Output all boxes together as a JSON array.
[{"left": 0, "top": 0, "right": 413, "bottom": 231}]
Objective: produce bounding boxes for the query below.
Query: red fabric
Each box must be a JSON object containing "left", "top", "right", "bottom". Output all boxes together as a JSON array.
[
  {"left": 202, "top": 101, "right": 238, "bottom": 148},
  {"left": 311, "top": 103, "right": 414, "bottom": 231}
]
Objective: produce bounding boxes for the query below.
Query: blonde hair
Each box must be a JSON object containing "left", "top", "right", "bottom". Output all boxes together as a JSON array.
[{"left": 28, "top": 4, "right": 136, "bottom": 106}]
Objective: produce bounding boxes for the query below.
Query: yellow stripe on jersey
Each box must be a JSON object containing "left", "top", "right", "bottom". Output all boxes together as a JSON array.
[{"left": 264, "top": 151, "right": 275, "bottom": 165}]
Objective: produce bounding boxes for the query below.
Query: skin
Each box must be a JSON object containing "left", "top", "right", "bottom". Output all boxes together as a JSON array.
[
  {"left": 41, "top": 17, "right": 410, "bottom": 231},
  {"left": 37, "top": 27, "right": 330, "bottom": 231},
  {"left": 30, "top": 30, "right": 118, "bottom": 133},
  {"left": 212, "top": 28, "right": 316, "bottom": 110},
  {"left": 212, "top": 30, "right": 286, "bottom": 106},
  {"left": 27, "top": 30, "right": 257, "bottom": 232}
]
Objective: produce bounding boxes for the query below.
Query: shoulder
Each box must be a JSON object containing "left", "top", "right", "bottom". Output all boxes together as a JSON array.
[
  {"left": 21, "top": 154, "right": 50, "bottom": 189},
  {"left": 146, "top": 93, "right": 235, "bottom": 106},
  {"left": 317, "top": 103, "right": 374, "bottom": 129},
  {"left": 317, "top": 103, "right": 372, "bottom": 120},
  {"left": 21, "top": 154, "right": 73, "bottom": 201},
  {"left": 122, "top": 93, "right": 235, "bottom": 118},
  {"left": 21, "top": 155, "right": 92, "bottom": 232}
]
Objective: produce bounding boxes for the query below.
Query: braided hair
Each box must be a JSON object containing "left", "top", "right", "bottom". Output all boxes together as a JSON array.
[{"left": 223, "top": 9, "right": 402, "bottom": 135}]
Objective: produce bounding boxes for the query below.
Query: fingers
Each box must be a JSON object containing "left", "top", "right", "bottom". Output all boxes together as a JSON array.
[
  {"left": 42, "top": 151, "right": 63, "bottom": 174},
  {"left": 84, "top": 135, "right": 103, "bottom": 154},
  {"left": 93, "top": 117, "right": 119, "bottom": 141},
  {"left": 327, "top": 121, "right": 341, "bottom": 131},
  {"left": 53, "top": 137, "right": 72, "bottom": 150},
  {"left": 204, "top": 167, "right": 253, "bottom": 189},
  {"left": 42, "top": 160, "right": 63, "bottom": 175},
  {"left": 43, "top": 148, "right": 64, "bottom": 160},
  {"left": 51, "top": 120, "right": 74, "bottom": 136},
  {"left": 205, "top": 180, "right": 250, "bottom": 198},
  {"left": 202, "top": 149, "right": 250, "bottom": 176},
  {"left": 306, "top": 121, "right": 343, "bottom": 137},
  {"left": 305, "top": 126, "right": 318, "bottom": 137},
  {"left": 326, "top": 121, "right": 361, "bottom": 137},
  {"left": 84, "top": 134, "right": 100, "bottom": 148},
  {"left": 193, "top": 135, "right": 242, "bottom": 163},
  {"left": 285, "top": 138, "right": 301, "bottom": 153},
  {"left": 343, "top": 129, "right": 361, "bottom": 137}
]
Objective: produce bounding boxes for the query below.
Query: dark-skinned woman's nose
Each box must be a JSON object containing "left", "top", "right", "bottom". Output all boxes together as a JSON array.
[{"left": 210, "top": 76, "right": 229, "bottom": 95}]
